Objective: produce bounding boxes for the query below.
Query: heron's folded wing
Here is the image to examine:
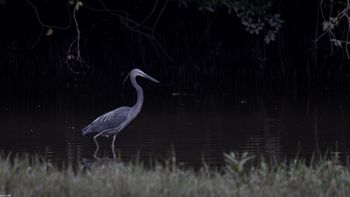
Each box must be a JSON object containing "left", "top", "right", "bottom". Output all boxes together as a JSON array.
[{"left": 82, "top": 107, "right": 130, "bottom": 135}]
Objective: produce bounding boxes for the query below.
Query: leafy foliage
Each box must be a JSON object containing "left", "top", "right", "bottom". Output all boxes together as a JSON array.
[
  {"left": 317, "top": 0, "right": 350, "bottom": 58},
  {"left": 178, "top": 0, "right": 284, "bottom": 43}
]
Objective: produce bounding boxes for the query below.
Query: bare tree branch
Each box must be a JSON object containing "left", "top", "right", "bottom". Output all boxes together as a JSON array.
[
  {"left": 27, "top": 0, "right": 72, "bottom": 30},
  {"left": 84, "top": 0, "right": 174, "bottom": 62},
  {"left": 316, "top": 0, "right": 350, "bottom": 58}
]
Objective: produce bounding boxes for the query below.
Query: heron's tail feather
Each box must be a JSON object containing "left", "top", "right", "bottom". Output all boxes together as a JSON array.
[{"left": 81, "top": 126, "right": 91, "bottom": 136}]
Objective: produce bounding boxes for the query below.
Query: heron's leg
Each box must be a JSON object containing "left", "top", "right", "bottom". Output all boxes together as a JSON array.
[
  {"left": 111, "top": 134, "right": 118, "bottom": 148},
  {"left": 111, "top": 134, "right": 118, "bottom": 158},
  {"left": 93, "top": 132, "right": 103, "bottom": 159},
  {"left": 111, "top": 146, "right": 116, "bottom": 159},
  {"left": 93, "top": 132, "right": 103, "bottom": 148},
  {"left": 93, "top": 147, "right": 100, "bottom": 160}
]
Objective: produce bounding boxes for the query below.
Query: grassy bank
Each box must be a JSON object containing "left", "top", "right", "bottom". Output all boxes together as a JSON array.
[{"left": 1, "top": 153, "right": 350, "bottom": 197}]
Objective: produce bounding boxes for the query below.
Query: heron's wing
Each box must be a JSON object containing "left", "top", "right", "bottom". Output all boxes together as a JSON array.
[{"left": 82, "top": 106, "right": 131, "bottom": 135}]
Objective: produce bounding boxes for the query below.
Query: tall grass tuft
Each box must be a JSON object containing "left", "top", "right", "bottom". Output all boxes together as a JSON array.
[{"left": 1, "top": 153, "right": 350, "bottom": 196}]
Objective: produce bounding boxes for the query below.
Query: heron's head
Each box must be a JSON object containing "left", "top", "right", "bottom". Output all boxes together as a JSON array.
[{"left": 132, "top": 68, "right": 159, "bottom": 83}]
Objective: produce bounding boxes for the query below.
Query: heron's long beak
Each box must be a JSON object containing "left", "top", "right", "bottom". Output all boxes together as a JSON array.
[{"left": 143, "top": 73, "right": 159, "bottom": 83}]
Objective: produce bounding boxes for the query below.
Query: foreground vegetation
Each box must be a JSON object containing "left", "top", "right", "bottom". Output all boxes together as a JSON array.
[{"left": 1, "top": 153, "right": 350, "bottom": 197}]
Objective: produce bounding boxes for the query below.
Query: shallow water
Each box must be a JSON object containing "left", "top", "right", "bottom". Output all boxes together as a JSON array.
[{"left": 0, "top": 87, "right": 350, "bottom": 167}]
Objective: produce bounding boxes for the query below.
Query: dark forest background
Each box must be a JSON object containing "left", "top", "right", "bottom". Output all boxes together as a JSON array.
[{"left": 0, "top": 0, "right": 350, "bottom": 93}]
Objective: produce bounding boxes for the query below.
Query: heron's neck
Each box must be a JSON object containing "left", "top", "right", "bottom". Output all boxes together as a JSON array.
[{"left": 130, "top": 75, "right": 144, "bottom": 115}]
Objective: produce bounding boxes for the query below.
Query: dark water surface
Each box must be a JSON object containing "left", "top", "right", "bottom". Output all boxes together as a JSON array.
[{"left": 1, "top": 87, "right": 350, "bottom": 167}]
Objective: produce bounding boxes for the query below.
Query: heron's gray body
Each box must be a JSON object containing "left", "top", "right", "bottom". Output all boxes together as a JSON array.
[
  {"left": 81, "top": 68, "right": 159, "bottom": 149},
  {"left": 82, "top": 106, "right": 131, "bottom": 137}
]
